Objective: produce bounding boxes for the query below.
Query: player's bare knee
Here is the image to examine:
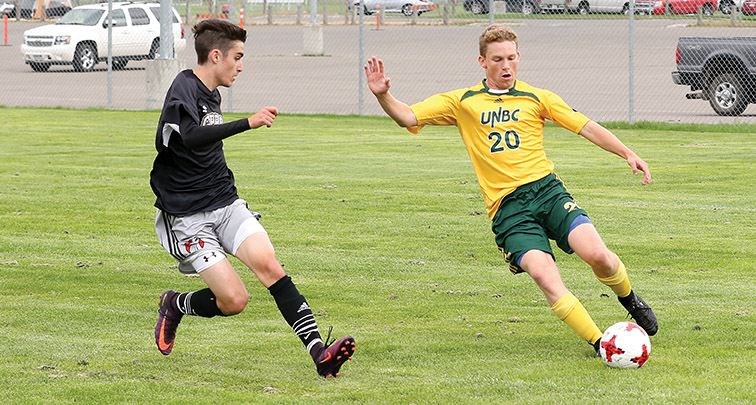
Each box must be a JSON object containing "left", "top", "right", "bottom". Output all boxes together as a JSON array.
[
  {"left": 530, "top": 273, "right": 549, "bottom": 289},
  {"left": 256, "top": 257, "right": 286, "bottom": 279},
  {"left": 527, "top": 266, "right": 556, "bottom": 287},
  {"left": 587, "top": 250, "right": 615, "bottom": 275},
  {"left": 219, "top": 291, "right": 249, "bottom": 315}
]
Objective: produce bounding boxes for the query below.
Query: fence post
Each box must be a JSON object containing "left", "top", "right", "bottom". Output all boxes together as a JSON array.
[
  {"left": 442, "top": 0, "right": 449, "bottom": 25},
  {"left": 297, "top": 3, "right": 302, "bottom": 24},
  {"left": 322, "top": 0, "right": 328, "bottom": 24},
  {"left": 358, "top": 0, "right": 365, "bottom": 115},
  {"left": 628, "top": 0, "right": 636, "bottom": 123},
  {"left": 267, "top": 2, "right": 273, "bottom": 24},
  {"left": 696, "top": 5, "right": 702, "bottom": 24}
]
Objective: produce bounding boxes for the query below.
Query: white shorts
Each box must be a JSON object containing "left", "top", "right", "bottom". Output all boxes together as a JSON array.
[{"left": 155, "top": 199, "right": 266, "bottom": 274}]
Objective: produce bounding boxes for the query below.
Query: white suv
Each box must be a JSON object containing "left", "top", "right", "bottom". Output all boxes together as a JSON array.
[{"left": 21, "top": 1, "right": 186, "bottom": 72}]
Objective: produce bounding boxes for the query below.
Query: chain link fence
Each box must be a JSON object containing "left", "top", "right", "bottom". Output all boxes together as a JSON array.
[{"left": 1, "top": 0, "right": 755, "bottom": 122}]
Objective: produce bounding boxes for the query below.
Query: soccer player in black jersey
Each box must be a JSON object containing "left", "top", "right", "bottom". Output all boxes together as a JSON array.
[{"left": 149, "top": 19, "right": 354, "bottom": 378}]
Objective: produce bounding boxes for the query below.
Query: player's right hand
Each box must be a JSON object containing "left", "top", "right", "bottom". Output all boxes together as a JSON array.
[
  {"left": 249, "top": 106, "right": 278, "bottom": 129},
  {"left": 364, "top": 56, "right": 391, "bottom": 95}
]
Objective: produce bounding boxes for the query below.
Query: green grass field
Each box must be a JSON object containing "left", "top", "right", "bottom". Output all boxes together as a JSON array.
[{"left": 1, "top": 108, "right": 754, "bottom": 403}]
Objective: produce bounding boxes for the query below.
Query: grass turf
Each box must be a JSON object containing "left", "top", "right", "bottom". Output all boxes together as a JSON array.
[{"left": 0, "top": 108, "right": 753, "bottom": 403}]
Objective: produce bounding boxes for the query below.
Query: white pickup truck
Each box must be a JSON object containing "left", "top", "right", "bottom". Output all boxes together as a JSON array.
[{"left": 21, "top": 1, "right": 185, "bottom": 72}]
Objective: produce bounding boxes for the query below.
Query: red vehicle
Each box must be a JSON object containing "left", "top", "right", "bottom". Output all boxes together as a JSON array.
[
  {"left": 652, "top": 0, "right": 718, "bottom": 14},
  {"left": 742, "top": 0, "right": 756, "bottom": 14}
]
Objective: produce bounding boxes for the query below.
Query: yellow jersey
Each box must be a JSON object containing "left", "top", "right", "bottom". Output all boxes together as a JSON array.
[{"left": 409, "top": 79, "right": 590, "bottom": 219}]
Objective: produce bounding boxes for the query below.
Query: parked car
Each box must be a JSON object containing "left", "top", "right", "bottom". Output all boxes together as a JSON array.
[
  {"left": 718, "top": 0, "right": 743, "bottom": 13},
  {"left": 652, "top": 0, "right": 718, "bottom": 14},
  {"left": 463, "top": 0, "right": 542, "bottom": 15},
  {"left": 672, "top": 36, "right": 756, "bottom": 116},
  {"left": 742, "top": 0, "right": 756, "bottom": 13},
  {"left": 353, "top": 0, "right": 437, "bottom": 16},
  {"left": 9, "top": 0, "right": 71, "bottom": 19},
  {"left": 21, "top": 2, "right": 185, "bottom": 72},
  {"left": 0, "top": 2, "right": 15, "bottom": 17},
  {"left": 44, "top": 0, "right": 72, "bottom": 17},
  {"left": 17, "top": 0, "right": 33, "bottom": 18},
  {"left": 539, "top": 0, "right": 654, "bottom": 14}
]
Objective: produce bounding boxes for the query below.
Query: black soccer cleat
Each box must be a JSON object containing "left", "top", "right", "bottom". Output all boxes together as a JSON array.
[
  {"left": 619, "top": 292, "right": 658, "bottom": 336},
  {"left": 315, "top": 336, "right": 356, "bottom": 378},
  {"left": 155, "top": 290, "right": 184, "bottom": 355}
]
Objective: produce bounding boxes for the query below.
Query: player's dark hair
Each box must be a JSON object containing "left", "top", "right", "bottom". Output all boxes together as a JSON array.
[
  {"left": 479, "top": 24, "right": 518, "bottom": 56},
  {"left": 192, "top": 19, "right": 247, "bottom": 64}
]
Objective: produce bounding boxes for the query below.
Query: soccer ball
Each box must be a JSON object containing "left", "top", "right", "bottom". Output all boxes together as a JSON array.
[{"left": 599, "top": 321, "right": 651, "bottom": 369}]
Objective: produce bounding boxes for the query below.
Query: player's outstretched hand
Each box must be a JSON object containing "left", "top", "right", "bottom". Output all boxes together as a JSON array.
[
  {"left": 249, "top": 106, "right": 279, "bottom": 129},
  {"left": 364, "top": 56, "right": 391, "bottom": 96},
  {"left": 627, "top": 154, "right": 652, "bottom": 185}
]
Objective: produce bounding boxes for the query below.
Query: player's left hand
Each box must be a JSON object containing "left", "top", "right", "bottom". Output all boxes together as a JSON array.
[{"left": 627, "top": 155, "right": 651, "bottom": 185}]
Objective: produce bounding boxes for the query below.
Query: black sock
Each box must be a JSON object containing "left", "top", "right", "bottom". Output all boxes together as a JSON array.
[
  {"left": 268, "top": 275, "right": 324, "bottom": 360},
  {"left": 618, "top": 290, "right": 636, "bottom": 307},
  {"left": 176, "top": 288, "right": 224, "bottom": 318}
]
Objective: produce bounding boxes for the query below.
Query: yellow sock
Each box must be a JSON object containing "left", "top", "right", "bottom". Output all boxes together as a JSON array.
[
  {"left": 550, "top": 292, "right": 603, "bottom": 344},
  {"left": 597, "top": 259, "right": 632, "bottom": 298}
]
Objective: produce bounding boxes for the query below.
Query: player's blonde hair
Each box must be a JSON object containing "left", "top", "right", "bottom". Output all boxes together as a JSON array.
[{"left": 479, "top": 24, "right": 518, "bottom": 56}]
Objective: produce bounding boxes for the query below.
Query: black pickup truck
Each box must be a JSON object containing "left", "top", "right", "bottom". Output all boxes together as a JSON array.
[{"left": 672, "top": 37, "right": 756, "bottom": 116}]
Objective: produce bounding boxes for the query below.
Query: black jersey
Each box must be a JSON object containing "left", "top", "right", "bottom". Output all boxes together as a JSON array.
[{"left": 150, "top": 70, "right": 249, "bottom": 216}]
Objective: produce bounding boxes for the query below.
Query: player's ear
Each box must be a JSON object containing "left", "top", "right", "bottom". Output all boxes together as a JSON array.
[
  {"left": 478, "top": 55, "right": 486, "bottom": 69},
  {"left": 209, "top": 49, "right": 221, "bottom": 64}
]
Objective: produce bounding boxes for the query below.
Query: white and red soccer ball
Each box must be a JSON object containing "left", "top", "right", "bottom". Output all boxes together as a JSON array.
[{"left": 599, "top": 321, "right": 651, "bottom": 369}]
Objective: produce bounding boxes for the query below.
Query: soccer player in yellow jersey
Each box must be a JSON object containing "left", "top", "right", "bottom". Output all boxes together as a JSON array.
[{"left": 364, "top": 24, "right": 658, "bottom": 355}]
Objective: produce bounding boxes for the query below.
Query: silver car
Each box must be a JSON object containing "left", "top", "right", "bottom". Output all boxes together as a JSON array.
[
  {"left": 353, "top": 0, "right": 438, "bottom": 16},
  {"left": 0, "top": 2, "right": 15, "bottom": 17},
  {"left": 540, "top": 0, "right": 655, "bottom": 14}
]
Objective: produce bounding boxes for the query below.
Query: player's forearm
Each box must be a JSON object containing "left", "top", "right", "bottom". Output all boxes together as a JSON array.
[
  {"left": 580, "top": 121, "right": 636, "bottom": 160},
  {"left": 376, "top": 92, "right": 418, "bottom": 128},
  {"left": 180, "top": 118, "right": 251, "bottom": 148}
]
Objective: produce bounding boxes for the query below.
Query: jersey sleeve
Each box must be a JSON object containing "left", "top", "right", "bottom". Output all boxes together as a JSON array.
[
  {"left": 407, "top": 91, "right": 460, "bottom": 134},
  {"left": 163, "top": 74, "right": 200, "bottom": 128},
  {"left": 540, "top": 90, "right": 590, "bottom": 134},
  {"left": 179, "top": 115, "right": 251, "bottom": 148},
  {"left": 156, "top": 73, "right": 201, "bottom": 149}
]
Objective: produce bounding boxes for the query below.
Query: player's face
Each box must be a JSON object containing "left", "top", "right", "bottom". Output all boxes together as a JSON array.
[
  {"left": 216, "top": 41, "right": 245, "bottom": 88},
  {"left": 478, "top": 40, "right": 519, "bottom": 90}
]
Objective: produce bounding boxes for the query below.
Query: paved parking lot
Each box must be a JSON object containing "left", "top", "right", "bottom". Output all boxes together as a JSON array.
[{"left": 1, "top": 18, "right": 755, "bottom": 122}]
